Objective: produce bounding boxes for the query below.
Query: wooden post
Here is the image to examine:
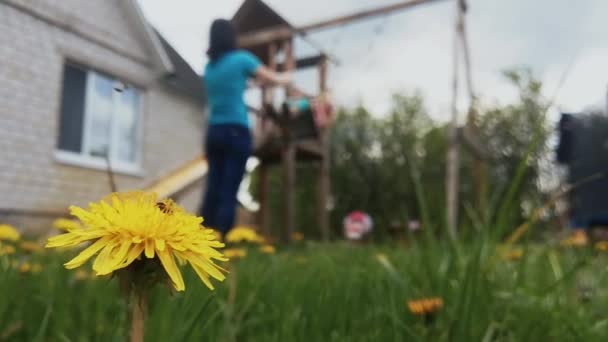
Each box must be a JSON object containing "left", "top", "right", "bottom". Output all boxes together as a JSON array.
[
  {"left": 282, "top": 38, "right": 296, "bottom": 244},
  {"left": 257, "top": 43, "right": 277, "bottom": 237},
  {"left": 459, "top": 1, "right": 484, "bottom": 214},
  {"left": 446, "top": 0, "right": 465, "bottom": 240},
  {"left": 317, "top": 55, "right": 330, "bottom": 241},
  {"left": 257, "top": 164, "right": 270, "bottom": 235}
]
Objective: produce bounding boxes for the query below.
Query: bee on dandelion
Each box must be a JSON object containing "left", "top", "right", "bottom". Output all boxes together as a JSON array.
[
  {"left": 46, "top": 191, "right": 227, "bottom": 291},
  {"left": 47, "top": 191, "right": 228, "bottom": 342}
]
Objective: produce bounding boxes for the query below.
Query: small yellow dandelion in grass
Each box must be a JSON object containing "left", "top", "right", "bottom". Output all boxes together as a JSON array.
[
  {"left": 595, "top": 241, "right": 608, "bottom": 251},
  {"left": 505, "top": 249, "right": 523, "bottom": 261},
  {"left": 0, "top": 224, "right": 20, "bottom": 241},
  {"left": 226, "top": 226, "right": 263, "bottom": 244},
  {"left": 18, "top": 262, "right": 42, "bottom": 274},
  {"left": 223, "top": 248, "right": 247, "bottom": 259},
  {"left": 497, "top": 245, "right": 524, "bottom": 261},
  {"left": 408, "top": 297, "right": 444, "bottom": 315},
  {"left": 53, "top": 218, "right": 82, "bottom": 232},
  {"left": 19, "top": 241, "right": 44, "bottom": 253},
  {"left": 560, "top": 229, "right": 588, "bottom": 247},
  {"left": 259, "top": 245, "right": 276, "bottom": 254},
  {"left": 292, "top": 231, "right": 304, "bottom": 242},
  {"left": 408, "top": 297, "right": 443, "bottom": 324},
  {"left": 45, "top": 191, "right": 227, "bottom": 291},
  {"left": 18, "top": 262, "right": 31, "bottom": 273},
  {"left": 0, "top": 245, "right": 16, "bottom": 256}
]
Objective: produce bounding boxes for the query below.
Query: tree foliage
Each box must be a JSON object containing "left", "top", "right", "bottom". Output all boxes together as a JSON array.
[{"left": 250, "top": 69, "right": 551, "bottom": 239}]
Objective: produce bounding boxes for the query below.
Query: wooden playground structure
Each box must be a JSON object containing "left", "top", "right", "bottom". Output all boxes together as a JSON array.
[{"left": 229, "top": 0, "right": 477, "bottom": 242}]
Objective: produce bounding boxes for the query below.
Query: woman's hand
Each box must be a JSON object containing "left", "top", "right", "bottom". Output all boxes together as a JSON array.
[{"left": 255, "top": 66, "right": 293, "bottom": 87}]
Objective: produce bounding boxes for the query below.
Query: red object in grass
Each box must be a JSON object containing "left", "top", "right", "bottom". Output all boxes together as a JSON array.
[{"left": 343, "top": 211, "right": 373, "bottom": 240}]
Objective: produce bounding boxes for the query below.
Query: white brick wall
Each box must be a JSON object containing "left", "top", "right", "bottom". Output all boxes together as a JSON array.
[
  {"left": 0, "top": 1, "right": 206, "bottom": 230},
  {"left": 5, "top": 0, "right": 150, "bottom": 63}
]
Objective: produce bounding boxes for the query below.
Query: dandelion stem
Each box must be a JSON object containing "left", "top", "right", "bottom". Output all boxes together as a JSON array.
[{"left": 129, "top": 290, "right": 147, "bottom": 342}]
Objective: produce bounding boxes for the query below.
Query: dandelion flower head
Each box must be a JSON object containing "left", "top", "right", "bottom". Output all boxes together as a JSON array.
[
  {"left": 46, "top": 191, "right": 227, "bottom": 291},
  {"left": 0, "top": 224, "right": 20, "bottom": 242}
]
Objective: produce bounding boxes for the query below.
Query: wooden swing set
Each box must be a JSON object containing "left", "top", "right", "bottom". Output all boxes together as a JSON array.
[{"left": 232, "top": 0, "right": 479, "bottom": 242}]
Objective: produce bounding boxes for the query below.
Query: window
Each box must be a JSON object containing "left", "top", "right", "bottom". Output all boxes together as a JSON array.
[{"left": 56, "top": 63, "right": 142, "bottom": 174}]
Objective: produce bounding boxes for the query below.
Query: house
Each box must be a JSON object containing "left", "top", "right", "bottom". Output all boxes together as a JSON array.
[{"left": 0, "top": 0, "right": 207, "bottom": 233}]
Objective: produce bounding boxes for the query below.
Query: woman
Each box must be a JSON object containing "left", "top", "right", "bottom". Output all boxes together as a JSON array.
[{"left": 200, "top": 19, "right": 292, "bottom": 235}]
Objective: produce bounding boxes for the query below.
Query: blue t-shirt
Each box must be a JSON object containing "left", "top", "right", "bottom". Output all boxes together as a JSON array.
[{"left": 204, "top": 50, "right": 261, "bottom": 128}]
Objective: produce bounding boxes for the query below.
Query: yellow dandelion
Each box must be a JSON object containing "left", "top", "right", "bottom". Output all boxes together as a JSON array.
[
  {"left": 19, "top": 241, "right": 44, "bottom": 253},
  {"left": 259, "top": 245, "right": 276, "bottom": 254},
  {"left": 407, "top": 297, "right": 444, "bottom": 316},
  {"left": 223, "top": 248, "right": 247, "bottom": 259},
  {"left": 45, "top": 191, "right": 227, "bottom": 291},
  {"left": 53, "top": 218, "right": 82, "bottom": 232},
  {"left": 505, "top": 249, "right": 523, "bottom": 261},
  {"left": 497, "top": 245, "right": 524, "bottom": 261},
  {"left": 226, "top": 226, "right": 263, "bottom": 244},
  {"left": 292, "top": 231, "right": 304, "bottom": 242},
  {"left": 595, "top": 241, "right": 608, "bottom": 251},
  {"left": 560, "top": 229, "right": 588, "bottom": 247},
  {"left": 18, "top": 262, "right": 31, "bottom": 273},
  {"left": 0, "top": 245, "right": 16, "bottom": 256},
  {"left": 0, "top": 224, "right": 20, "bottom": 241}
]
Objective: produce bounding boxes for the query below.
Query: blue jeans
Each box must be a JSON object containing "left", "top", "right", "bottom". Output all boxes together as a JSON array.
[{"left": 199, "top": 124, "right": 251, "bottom": 234}]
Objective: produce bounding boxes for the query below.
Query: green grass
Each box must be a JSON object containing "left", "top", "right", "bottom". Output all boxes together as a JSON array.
[{"left": 2, "top": 239, "right": 608, "bottom": 342}]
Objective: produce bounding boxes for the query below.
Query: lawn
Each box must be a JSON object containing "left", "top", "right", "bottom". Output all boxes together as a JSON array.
[{"left": 1, "top": 235, "right": 607, "bottom": 341}]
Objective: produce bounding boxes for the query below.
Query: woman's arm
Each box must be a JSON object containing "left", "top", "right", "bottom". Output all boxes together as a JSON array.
[{"left": 254, "top": 66, "right": 292, "bottom": 87}]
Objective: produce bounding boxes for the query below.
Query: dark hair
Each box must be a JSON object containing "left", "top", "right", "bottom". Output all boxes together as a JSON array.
[{"left": 207, "top": 19, "right": 237, "bottom": 63}]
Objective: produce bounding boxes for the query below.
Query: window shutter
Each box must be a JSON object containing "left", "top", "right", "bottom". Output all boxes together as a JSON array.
[{"left": 57, "top": 64, "right": 87, "bottom": 152}]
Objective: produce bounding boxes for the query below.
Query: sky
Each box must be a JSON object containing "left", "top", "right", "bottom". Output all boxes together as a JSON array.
[{"left": 138, "top": 0, "right": 608, "bottom": 122}]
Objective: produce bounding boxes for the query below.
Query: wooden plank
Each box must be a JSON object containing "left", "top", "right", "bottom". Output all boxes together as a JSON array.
[
  {"left": 257, "top": 164, "right": 270, "bottom": 237},
  {"left": 237, "top": 26, "right": 292, "bottom": 48},
  {"left": 257, "top": 42, "right": 278, "bottom": 237},
  {"left": 282, "top": 38, "right": 296, "bottom": 244},
  {"left": 277, "top": 54, "right": 325, "bottom": 71},
  {"left": 282, "top": 142, "right": 296, "bottom": 244},
  {"left": 145, "top": 156, "right": 208, "bottom": 199},
  {"left": 298, "top": 0, "right": 446, "bottom": 33},
  {"left": 237, "top": 1, "right": 446, "bottom": 49}
]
